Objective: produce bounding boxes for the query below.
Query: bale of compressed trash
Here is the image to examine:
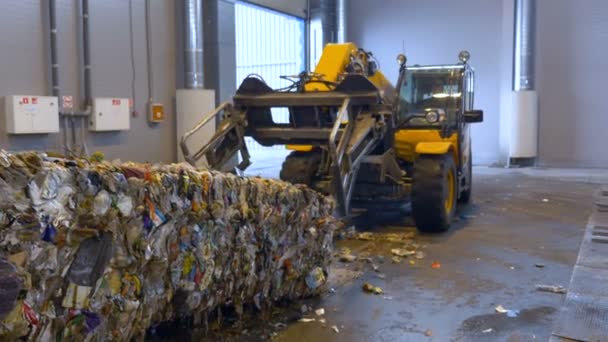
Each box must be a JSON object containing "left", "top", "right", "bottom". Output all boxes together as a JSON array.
[{"left": 0, "top": 151, "right": 336, "bottom": 341}]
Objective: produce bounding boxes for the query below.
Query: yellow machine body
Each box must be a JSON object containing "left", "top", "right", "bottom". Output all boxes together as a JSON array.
[
  {"left": 394, "top": 130, "right": 460, "bottom": 166},
  {"left": 287, "top": 43, "right": 393, "bottom": 151}
]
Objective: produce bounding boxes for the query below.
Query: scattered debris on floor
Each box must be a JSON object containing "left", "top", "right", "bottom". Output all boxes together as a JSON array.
[
  {"left": 482, "top": 328, "right": 493, "bottom": 333},
  {"left": 376, "top": 273, "right": 386, "bottom": 280},
  {"left": 391, "top": 248, "right": 415, "bottom": 257},
  {"left": 415, "top": 251, "right": 425, "bottom": 259},
  {"left": 392, "top": 256, "right": 402, "bottom": 263},
  {"left": 535, "top": 284, "right": 567, "bottom": 294},
  {"left": 298, "top": 318, "right": 316, "bottom": 323},
  {"left": 356, "top": 232, "right": 374, "bottom": 241},
  {"left": 425, "top": 329, "right": 433, "bottom": 336},
  {"left": 354, "top": 231, "right": 416, "bottom": 242},
  {"left": 409, "top": 260, "right": 416, "bottom": 266},
  {"left": 273, "top": 323, "right": 287, "bottom": 330},
  {"left": 495, "top": 305, "right": 519, "bottom": 317},
  {"left": 542, "top": 198, "right": 550, "bottom": 203},
  {"left": 339, "top": 247, "right": 357, "bottom": 262},
  {"left": 383, "top": 296, "right": 393, "bottom": 300},
  {"left": 315, "top": 308, "right": 325, "bottom": 316},
  {"left": 432, "top": 261, "right": 441, "bottom": 269},
  {"left": 535, "top": 263, "right": 545, "bottom": 268},
  {"left": 362, "top": 283, "right": 383, "bottom": 295},
  {"left": 509, "top": 266, "right": 516, "bottom": 270},
  {"left": 331, "top": 325, "right": 340, "bottom": 333}
]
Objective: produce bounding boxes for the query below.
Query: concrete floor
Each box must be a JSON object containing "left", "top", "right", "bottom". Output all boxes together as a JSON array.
[
  {"left": 178, "top": 165, "right": 607, "bottom": 342},
  {"left": 275, "top": 167, "right": 603, "bottom": 341}
]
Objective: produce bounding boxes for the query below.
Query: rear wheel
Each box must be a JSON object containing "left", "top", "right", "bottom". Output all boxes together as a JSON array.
[
  {"left": 279, "top": 151, "right": 321, "bottom": 186},
  {"left": 411, "top": 154, "right": 457, "bottom": 233}
]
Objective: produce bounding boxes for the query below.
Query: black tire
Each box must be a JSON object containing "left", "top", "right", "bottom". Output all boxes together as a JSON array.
[
  {"left": 411, "top": 154, "right": 457, "bottom": 233},
  {"left": 459, "top": 151, "right": 473, "bottom": 204},
  {"left": 279, "top": 151, "right": 321, "bottom": 186}
]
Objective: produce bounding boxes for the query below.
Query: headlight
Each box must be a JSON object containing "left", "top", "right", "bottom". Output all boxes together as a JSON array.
[{"left": 425, "top": 111, "right": 439, "bottom": 123}]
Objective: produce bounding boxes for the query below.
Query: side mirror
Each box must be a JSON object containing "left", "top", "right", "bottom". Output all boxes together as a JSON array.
[{"left": 463, "top": 110, "right": 483, "bottom": 123}]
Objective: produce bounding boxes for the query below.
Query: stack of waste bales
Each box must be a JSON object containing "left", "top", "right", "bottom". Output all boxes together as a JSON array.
[{"left": 0, "top": 151, "right": 335, "bottom": 340}]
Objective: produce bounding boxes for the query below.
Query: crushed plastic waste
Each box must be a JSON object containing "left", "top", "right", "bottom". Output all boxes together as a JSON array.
[
  {"left": 391, "top": 248, "right": 415, "bottom": 257},
  {"left": 300, "top": 304, "right": 311, "bottom": 314},
  {"left": 425, "top": 329, "right": 433, "bottom": 336},
  {"left": 315, "top": 308, "right": 325, "bottom": 316},
  {"left": 495, "top": 305, "right": 519, "bottom": 317},
  {"left": 298, "top": 318, "right": 316, "bottom": 323},
  {"left": 535, "top": 284, "right": 567, "bottom": 294},
  {"left": 331, "top": 325, "right": 339, "bottom": 333},
  {"left": 355, "top": 231, "right": 415, "bottom": 242},
  {"left": 534, "top": 263, "right": 545, "bottom": 268},
  {"left": 0, "top": 150, "right": 337, "bottom": 341},
  {"left": 362, "top": 283, "right": 383, "bottom": 295},
  {"left": 431, "top": 262, "right": 441, "bottom": 269},
  {"left": 338, "top": 247, "right": 356, "bottom": 263},
  {"left": 391, "top": 256, "right": 402, "bottom": 264},
  {"left": 482, "top": 328, "right": 493, "bottom": 333}
]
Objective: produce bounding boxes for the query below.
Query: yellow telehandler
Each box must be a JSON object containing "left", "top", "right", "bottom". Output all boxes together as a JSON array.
[{"left": 181, "top": 43, "right": 483, "bottom": 232}]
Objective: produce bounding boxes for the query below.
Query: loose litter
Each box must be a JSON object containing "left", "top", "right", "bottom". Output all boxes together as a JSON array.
[
  {"left": 482, "top": 328, "right": 493, "bottom": 333},
  {"left": 535, "top": 284, "right": 567, "bottom": 294},
  {"left": 299, "top": 318, "right": 316, "bottom": 323},
  {"left": 331, "top": 325, "right": 339, "bottom": 333},
  {"left": 495, "top": 305, "right": 519, "bottom": 317},
  {"left": 391, "top": 256, "right": 402, "bottom": 264},
  {"left": 362, "top": 283, "right": 383, "bottom": 295},
  {"left": 0, "top": 151, "right": 337, "bottom": 341},
  {"left": 315, "top": 308, "right": 325, "bottom": 316},
  {"left": 431, "top": 262, "right": 441, "bottom": 269},
  {"left": 391, "top": 248, "right": 416, "bottom": 257},
  {"left": 425, "top": 329, "right": 433, "bottom": 336},
  {"left": 534, "top": 263, "right": 545, "bottom": 268},
  {"left": 339, "top": 247, "right": 356, "bottom": 263}
]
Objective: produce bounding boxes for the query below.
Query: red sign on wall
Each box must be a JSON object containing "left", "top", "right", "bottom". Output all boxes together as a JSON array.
[
  {"left": 21, "top": 97, "right": 29, "bottom": 104},
  {"left": 31, "top": 97, "right": 38, "bottom": 104},
  {"left": 112, "top": 99, "right": 121, "bottom": 106},
  {"left": 62, "top": 96, "right": 73, "bottom": 109}
]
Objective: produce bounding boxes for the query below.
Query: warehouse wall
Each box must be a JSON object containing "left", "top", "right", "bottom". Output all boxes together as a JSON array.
[
  {"left": 348, "top": 0, "right": 504, "bottom": 165},
  {"left": 536, "top": 0, "right": 608, "bottom": 168},
  {"left": 0, "top": 0, "right": 177, "bottom": 163}
]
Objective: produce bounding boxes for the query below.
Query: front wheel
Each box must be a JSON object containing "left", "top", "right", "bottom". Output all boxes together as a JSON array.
[{"left": 411, "top": 154, "right": 457, "bottom": 233}]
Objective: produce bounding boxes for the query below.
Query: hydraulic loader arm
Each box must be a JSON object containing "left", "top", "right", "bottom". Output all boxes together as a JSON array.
[
  {"left": 330, "top": 98, "right": 387, "bottom": 216},
  {"left": 180, "top": 102, "right": 251, "bottom": 171}
]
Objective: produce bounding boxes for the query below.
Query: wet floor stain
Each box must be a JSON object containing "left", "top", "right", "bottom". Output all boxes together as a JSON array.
[{"left": 458, "top": 306, "right": 557, "bottom": 340}]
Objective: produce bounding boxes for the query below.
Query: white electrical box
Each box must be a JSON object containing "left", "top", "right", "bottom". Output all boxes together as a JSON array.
[
  {"left": 89, "top": 97, "right": 130, "bottom": 131},
  {"left": 4, "top": 95, "right": 59, "bottom": 134}
]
